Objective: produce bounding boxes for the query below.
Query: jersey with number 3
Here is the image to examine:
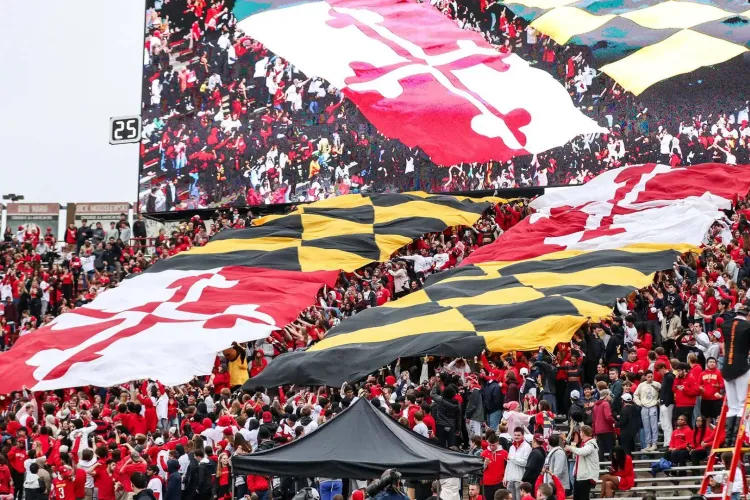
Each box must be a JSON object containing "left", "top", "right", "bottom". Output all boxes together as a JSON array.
[{"left": 52, "top": 478, "right": 76, "bottom": 500}]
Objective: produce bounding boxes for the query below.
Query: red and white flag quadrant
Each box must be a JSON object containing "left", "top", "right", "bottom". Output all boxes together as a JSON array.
[
  {"left": 238, "top": 0, "right": 605, "bottom": 165},
  {"left": 0, "top": 267, "right": 337, "bottom": 392},
  {"left": 464, "top": 163, "right": 750, "bottom": 264}
]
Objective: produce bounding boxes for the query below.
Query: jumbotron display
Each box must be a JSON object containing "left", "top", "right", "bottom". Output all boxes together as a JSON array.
[{"left": 138, "top": 0, "right": 750, "bottom": 212}]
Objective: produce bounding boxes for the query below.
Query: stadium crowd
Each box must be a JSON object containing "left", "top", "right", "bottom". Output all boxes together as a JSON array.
[
  {"left": 428, "top": 0, "right": 750, "bottom": 187},
  {"left": 3, "top": 195, "right": 750, "bottom": 500},
  {"left": 137, "top": 0, "right": 749, "bottom": 211}
]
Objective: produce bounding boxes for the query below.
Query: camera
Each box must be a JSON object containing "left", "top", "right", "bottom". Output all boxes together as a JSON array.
[{"left": 366, "top": 469, "right": 402, "bottom": 498}]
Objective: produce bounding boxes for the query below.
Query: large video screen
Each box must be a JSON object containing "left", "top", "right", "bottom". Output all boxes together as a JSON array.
[{"left": 138, "top": 0, "right": 749, "bottom": 212}]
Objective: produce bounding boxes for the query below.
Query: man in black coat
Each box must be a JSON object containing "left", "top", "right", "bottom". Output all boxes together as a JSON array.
[
  {"left": 521, "top": 434, "right": 547, "bottom": 488},
  {"left": 720, "top": 305, "right": 750, "bottom": 445},
  {"left": 482, "top": 376, "right": 503, "bottom": 430},
  {"left": 133, "top": 213, "right": 148, "bottom": 252},
  {"left": 657, "top": 360, "right": 676, "bottom": 448},
  {"left": 75, "top": 219, "right": 93, "bottom": 254},
  {"left": 615, "top": 393, "right": 641, "bottom": 454}
]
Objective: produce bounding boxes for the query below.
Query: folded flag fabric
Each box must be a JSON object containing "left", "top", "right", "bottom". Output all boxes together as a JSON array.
[
  {"left": 501, "top": 0, "right": 749, "bottom": 95},
  {"left": 237, "top": 0, "right": 605, "bottom": 165},
  {"left": 0, "top": 193, "right": 496, "bottom": 392},
  {"left": 249, "top": 162, "right": 750, "bottom": 387}
]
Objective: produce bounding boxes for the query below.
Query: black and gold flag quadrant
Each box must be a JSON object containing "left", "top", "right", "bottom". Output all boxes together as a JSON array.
[
  {"left": 249, "top": 245, "right": 687, "bottom": 388},
  {"left": 149, "top": 192, "right": 504, "bottom": 274},
  {"left": 502, "top": 0, "right": 750, "bottom": 95}
]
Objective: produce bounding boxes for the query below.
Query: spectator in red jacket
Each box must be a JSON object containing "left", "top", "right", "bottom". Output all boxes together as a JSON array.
[
  {"left": 0, "top": 455, "right": 13, "bottom": 498},
  {"left": 7, "top": 441, "right": 26, "bottom": 499},
  {"left": 481, "top": 434, "right": 509, "bottom": 500},
  {"left": 592, "top": 390, "right": 616, "bottom": 461},
  {"left": 699, "top": 357, "right": 725, "bottom": 421},
  {"left": 673, "top": 363, "right": 700, "bottom": 428},
  {"left": 663, "top": 414, "right": 693, "bottom": 474},
  {"left": 211, "top": 365, "right": 231, "bottom": 395}
]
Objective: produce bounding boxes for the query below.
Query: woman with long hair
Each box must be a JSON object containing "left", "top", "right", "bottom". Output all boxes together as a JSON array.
[
  {"left": 214, "top": 453, "right": 232, "bottom": 500},
  {"left": 232, "top": 433, "right": 252, "bottom": 455},
  {"left": 599, "top": 445, "right": 634, "bottom": 497},
  {"left": 690, "top": 415, "right": 716, "bottom": 475}
]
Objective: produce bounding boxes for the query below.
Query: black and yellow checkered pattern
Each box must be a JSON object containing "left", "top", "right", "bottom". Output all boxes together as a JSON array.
[
  {"left": 505, "top": 0, "right": 750, "bottom": 95},
  {"left": 250, "top": 244, "right": 695, "bottom": 387},
  {"left": 156, "top": 192, "right": 503, "bottom": 273}
]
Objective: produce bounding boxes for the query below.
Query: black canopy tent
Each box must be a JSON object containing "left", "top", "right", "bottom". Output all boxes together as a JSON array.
[{"left": 232, "top": 398, "right": 483, "bottom": 479}]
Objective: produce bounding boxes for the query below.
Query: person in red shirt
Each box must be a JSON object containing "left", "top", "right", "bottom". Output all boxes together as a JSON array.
[
  {"left": 467, "top": 484, "right": 483, "bottom": 500},
  {"left": 699, "top": 357, "right": 725, "bottom": 421},
  {"left": 480, "top": 434, "right": 508, "bottom": 500},
  {"left": 7, "top": 441, "right": 26, "bottom": 496},
  {"left": 373, "top": 281, "right": 391, "bottom": 306},
  {"left": 599, "top": 445, "right": 634, "bottom": 497},
  {"left": 118, "top": 453, "right": 147, "bottom": 493},
  {"left": 249, "top": 351, "right": 268, "bottom": 378},
  {"left": 89, "top": 450, "right": 116, "bottom": 500},
  {"left": 479, "top": 351, "right": 506, "bottom": 386},
  {"left": 673, "top": 362, "right": 700, "bottom": 427},
  {"left": 663, "top": 414, "right": 693, "bottom": 470},
  {"left": 211, "top": 365, "right": 231, "bottom": 395},
  {"left": 621, "top": 350, "right": 641, "bottom": 374},
  {"left": 73, "top": 461, "right": 87, "bottom": 500},
  {"left": 52, "top": 466, "right": 77, "bottom": 500},
  {"left": 0, "top": 455, "right": 12, "bottom": 498},
  {"left": 129, "top": 406, "right": 148, "bottom": 436}
]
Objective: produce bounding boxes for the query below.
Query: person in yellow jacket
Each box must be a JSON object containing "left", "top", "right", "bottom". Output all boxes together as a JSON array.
[{"left": 223, "top": 343, "right": 249, "bottom": 389}]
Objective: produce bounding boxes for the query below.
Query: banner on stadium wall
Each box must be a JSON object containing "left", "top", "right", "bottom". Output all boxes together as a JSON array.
[
  {"left": 70, "top": 203, "right": 132, "bottom": 229},
  {"left": 6, "top": 203, "right": 61, "bottom": 236}
]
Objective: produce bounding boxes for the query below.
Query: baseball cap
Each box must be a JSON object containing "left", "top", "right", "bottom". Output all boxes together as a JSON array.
[
  {"left": 519, "top": 367, "right": 529, "bottom": 376},
  {"left": 154, "top": 437, "right": 164, "bottom": 446},
  {"left": 533, "top": 433, "right": 545, "bottom": 443},
  {"left": 570, "top": 390, "right": 580, "bottom": 400},
  {"left": 621, "top": 393, "right": 633, "bottom": 402},
  {"left": 222, "top": 427, "right": 234, "bottom": 436},
  {"left": 169, "top": 426, "right": 177, "bottom": 435},
  {"left": 712, "top": 330, "right": 722, "bottom": 339},
  {"left": 262, "top": 411, "right": 273, "bottom": 423}
]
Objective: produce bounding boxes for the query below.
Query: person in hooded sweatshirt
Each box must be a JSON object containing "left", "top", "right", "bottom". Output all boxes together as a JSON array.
[
  {"left": 298, "top": 406, "right": 318, "bottom": 435},
  {"left": 247, "top": 428, "right": 274, "bottom": 500},
  {"left": 132, "top": 472, "right": 157, "bottom": 500},
  {"left": 164, "top": 461, "right": 181, "bottom": 500},
  {"left": 23, "top": 463, "right": 47, "bottom": 500},
  {"left": 430, "top": 384, "right": 461, "bottom": 448},
  {"left": 0, "top": 455, "right": 13, "bottom": 498}
]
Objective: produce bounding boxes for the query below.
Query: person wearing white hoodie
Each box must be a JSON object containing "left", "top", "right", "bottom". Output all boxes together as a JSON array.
[
  {"left": 23, "top": 463, "right": 46, "bottom": 500},
  {"left": 78, "top": 449, "right": 98, "bottom": 500},
  {"left": 69, "top": 421, "right": 98, "bottom": 460},
  {"left": 505, "top": 427, "right": 530, "bottom": 500}
]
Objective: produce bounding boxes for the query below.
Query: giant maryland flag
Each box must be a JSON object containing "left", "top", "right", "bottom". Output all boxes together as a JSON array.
[
  {"left": 0, "top": 193, "right": 498, "bottom": 392},
  {"left": 237, "top": 0, "right": 605, "bottom": 165},
  {"left": 251, "top": 163, "right": 750, "bottom": 387}
]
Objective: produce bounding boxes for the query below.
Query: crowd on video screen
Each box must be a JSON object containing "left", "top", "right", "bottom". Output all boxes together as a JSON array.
[{"left": 138, "top": 0, "right": 749, "bottom": 212}]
